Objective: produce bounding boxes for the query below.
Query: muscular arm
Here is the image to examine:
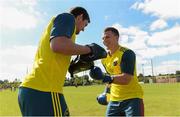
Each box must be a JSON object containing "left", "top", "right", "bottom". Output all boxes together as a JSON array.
[
  {"left": 112, "top": 73, "right": 133, "bottom": 85},
  {"left": 50, "top": 36, "right": 91, "bottom": 55},
  {"left": 112, "top": 49, "right": 136, "bottom": 85}
]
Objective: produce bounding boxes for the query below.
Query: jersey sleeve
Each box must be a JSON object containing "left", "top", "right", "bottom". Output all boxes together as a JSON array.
[
  {"left": 120, "top": 49, "right": 136, "bottom": 75},
  {"left": 50, "top": 13, "right": 75, "bottom": 40}
]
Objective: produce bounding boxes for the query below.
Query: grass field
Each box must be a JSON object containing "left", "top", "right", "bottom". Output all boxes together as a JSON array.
[{"left": 0, "top": 83, "right": 180, "bottom": 116}]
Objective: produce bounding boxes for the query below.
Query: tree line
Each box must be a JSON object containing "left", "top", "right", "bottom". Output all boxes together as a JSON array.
[{"left": 0, "top": 70, "right": 180, "bottom": 90}]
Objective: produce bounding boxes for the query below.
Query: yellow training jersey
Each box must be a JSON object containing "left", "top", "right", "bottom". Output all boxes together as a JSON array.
[
  {"left": 21, "top": 14, "right": 76, "bottom": 93},
  {"left": 102, "top": 46, "right": 143, "bottom": 101}
]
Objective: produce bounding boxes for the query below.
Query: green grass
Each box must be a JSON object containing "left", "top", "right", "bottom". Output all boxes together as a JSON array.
[
  {"left": 0, "top": 89, "right": 21, "bottom": 116},
  {"left": 0, "top": 83, "right": 180, "bottom": 116},
  {"left": 143, "top": 83, "right": 180, "bottom": 116}
]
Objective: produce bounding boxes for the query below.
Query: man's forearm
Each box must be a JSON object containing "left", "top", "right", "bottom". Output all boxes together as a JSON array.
[
  {"left": 112, "top": 73, "right": 132, "bottom": 85},
  {"left": 50, "top": 36, "right": 91, "bottom": 55}
]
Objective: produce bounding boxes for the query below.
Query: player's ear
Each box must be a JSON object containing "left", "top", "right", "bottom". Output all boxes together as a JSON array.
[
  {"left": 76, "top": 14, "right": 83, "bottom": 21},
  {"left": 80, "top": 14, "right": 84, "bottom": 22},
  {"left": 116, "top": 35, "right": 119, "bottom": 42}
]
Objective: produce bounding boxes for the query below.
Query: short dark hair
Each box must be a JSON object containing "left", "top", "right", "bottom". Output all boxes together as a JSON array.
[
  {"left": 70, "top": 6, "right": 90, "bottom": 23},
  {"left": 104, "top": 27, "right": 119, "bottom": 37}
]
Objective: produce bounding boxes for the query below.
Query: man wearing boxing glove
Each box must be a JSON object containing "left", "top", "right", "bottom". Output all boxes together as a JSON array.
[{"left": 90, "top": 27, "right": 144, "bottom": 116}]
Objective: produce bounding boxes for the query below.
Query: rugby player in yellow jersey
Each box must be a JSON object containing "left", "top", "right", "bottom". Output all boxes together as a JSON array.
[
  {"left": 18, "top": 7, "right": 105, "bottom": 116},
  {"left": 90, "top": 27, "right": 144, "bottom": 116}
]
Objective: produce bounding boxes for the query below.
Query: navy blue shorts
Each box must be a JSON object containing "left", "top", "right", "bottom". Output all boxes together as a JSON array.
[
  {"left": 106, "top": 98, "right": 144, "bottom": 116},
  {"left": 18, "top": 87, "right": 69, "bottom": 116}
]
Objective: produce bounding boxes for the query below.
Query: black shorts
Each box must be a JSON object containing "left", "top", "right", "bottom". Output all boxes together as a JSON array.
[{"left": 18, "top": 87, "right": 69, "bottom": 116}]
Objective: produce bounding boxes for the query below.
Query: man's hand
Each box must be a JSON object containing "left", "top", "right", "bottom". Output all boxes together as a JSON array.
[
  {"left": 68, "top": 55, "right": 94, "bottom": 77},
  {"left": 80, "top": 43, "right": 107, "bottom": 62},
  {"left": 97, "top": 93, "right": 108, "bottom": 105},
  {"left": 97, "top": 86, "right": 110, "bottom": 105},
  {"left": 89, "top": 66, "right": 113, "bottom": 84}
]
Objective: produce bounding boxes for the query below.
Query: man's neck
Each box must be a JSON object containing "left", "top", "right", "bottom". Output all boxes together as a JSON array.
[{"left": 109, "top": 44, "right": 119, "bottom": 55}]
